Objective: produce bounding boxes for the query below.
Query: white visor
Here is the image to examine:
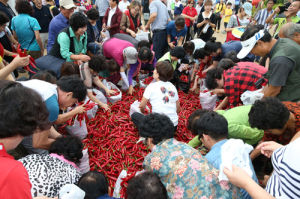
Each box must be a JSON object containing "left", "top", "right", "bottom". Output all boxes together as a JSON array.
[{"left": 237, "top": 29, "right": 265, "bottom": 59}]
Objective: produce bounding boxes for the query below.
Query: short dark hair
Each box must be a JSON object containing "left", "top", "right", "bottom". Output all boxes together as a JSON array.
[
  {"left": 138, "top": 47, "right": 153, "bottom": 62},
  {"left": 183, "top": 41, "right": 195, "bottom": 55},
  {"left": 175, "top": 16, "right": 185, "bottom": 28},
  {"left": 0, "top": 11, "right": 9, "bottom": 26},
  {"left": 70, "top": 12, "right": 89, "bottom": 32},
  {"left": 196, "top": 112, "right": 228, "bottom": 141},
  {"left": 56, "top": 76, "right": 87, "bottom": 102},
  {"left": 248, "top": 97, "right": 290, "bottom": 130},
  {"left": 0, "top": 80, "right": 51, "bottom": 138},
  {"left": 32, "top": 70, "right": 57, "bottom": 84},
  {"left": 107, "top": 59, "right": 120, "bottom": 73},
  {"left": 89, "top": 55, "right": 108, "bottom": 72},
  {"left": 224, "top": 51, "right": 240, "bottom": 63},
  {"left": 49, "top": 136, "right": 83, "bottom": 163},
  {"left": 218, "top": 58, "right": 237, "bottom": 70},
  {"left": 268, "top": 0, "right": 276, "bottom": 4},
  {"left": 205, "top": 67, "right": 224, "bottom": 90},
  {"left": 227, "top": 2, "right": 232, "bottom": 5},
  {"left": 138, "top": 40, "right": 151, "bottom": 49},
  {"left": 15, "top": 0, "right": 33, "bottom": 15},
  {"left": 170, "top": 46, "right": 186, "bottom": 59},
  {"left": 86, "top": 8, "right": 99, "bottom": 20},
  {"left": 77, "top": 171, "right": 109, "bottom": 199},
  {"left": 187, "top": 109, "right": 210, "bottom": 135},
  {"left": 193, "top": 48, "right": 209, "bottom": 60},
  {"left": 241, "top": 25, "right": 272, "bottom": 42},
  {"left": 155, "top": 61, "right": 174, "bottom": 82},
  {"left": 139, "top": 113, "right": 174, "bottom": 145},
  {"left": 204, "top": 38, "right": 222, "bottom": 54},
  {"left": 60, "top": 62, "right": 80, "bottom": 78},
  {"left": 112, "top": 0, "right": 119, "bottom": 4},
  {"left": 127, "top": 172, "right": 168, "bottom": 199}
]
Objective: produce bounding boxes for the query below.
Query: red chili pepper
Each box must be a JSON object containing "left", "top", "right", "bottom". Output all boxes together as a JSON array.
[{"left": 179, "top": 74, "right": 189, "bottom": 82}]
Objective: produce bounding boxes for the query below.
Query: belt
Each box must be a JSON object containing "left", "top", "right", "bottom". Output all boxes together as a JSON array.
[{"left": 152, "top": 29, "right": 166, "bottom": 33}]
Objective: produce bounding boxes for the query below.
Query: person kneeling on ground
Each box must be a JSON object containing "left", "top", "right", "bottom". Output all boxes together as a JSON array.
[
  {"left": 140, "top": 113, "right": 243, "bottom": 199},
  {"left": 205, "top": 65, "right": 267, "bottom": 110},
  {"left": 131, "top": 61, "right": 180, "bottom": 131},
  {"left": 127, "top": 47, "right": 157, "bottom": 95},
  {"left": 60, "top": 55, "right": 116, "bottom": 111},
  {"left": 0, "top": 80, "right": 52, "bottom": 198},
  {"left": 19, "top": 136, "right": 83, "bottom": 198},
  {"left": 126, "top": 171, "right": 168, "bottom": 199},
  {"left": 195, "top": 111, "right": 258, "bottom": 199},
  {"left": 77, "top": 171, "right": 121, "bottom": 199}
]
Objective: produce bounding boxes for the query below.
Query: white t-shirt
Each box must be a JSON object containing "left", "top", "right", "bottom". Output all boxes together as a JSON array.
[
  {"left": 143, "top": 81, "right": 179, "bottom": 126},
  {"left": 118, "top": 0, "right": 130, "bottom": 12}
]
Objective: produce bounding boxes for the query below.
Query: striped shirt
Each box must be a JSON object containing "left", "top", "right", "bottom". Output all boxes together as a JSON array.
[
  {"left": 254, "top": 9, "right": 274, "bottom": 29},
  {"left": 265, "top": 138, "right": 300, "bottom": 198}
]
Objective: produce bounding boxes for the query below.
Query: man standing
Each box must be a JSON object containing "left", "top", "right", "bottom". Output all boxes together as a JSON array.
[
  {"left": 238, "top": 25, "right": 300, "bottom": 102},
  {"left": 47, "top": 0, "right": 76, "bottom": 53},
  {"left": 145, "top": 0, "right": 171, "bottom": 60},
  {"left": 33, "top": 0, "right": 53, "bottom": 51},
  {"left": 0, "top": 0, "right": 15, "bottom": 31},
  {"left": 252, "top": 0, "right": 275, "bottom": 29},
  {"left": 102, "top": 0, "right": 122, "bottom": 37},
  {"left": 265, "top": 0, "right": 300, "bottom": 37}
]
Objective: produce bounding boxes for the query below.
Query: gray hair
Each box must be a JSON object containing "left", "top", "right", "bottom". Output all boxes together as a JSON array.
[{"left": 283, "top": 22, "right": 300, "bottom": 39}]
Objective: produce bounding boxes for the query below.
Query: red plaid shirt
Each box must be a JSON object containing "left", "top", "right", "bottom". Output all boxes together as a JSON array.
[{"left": 224, "top": 65, "right": 268, "bottom": 108}]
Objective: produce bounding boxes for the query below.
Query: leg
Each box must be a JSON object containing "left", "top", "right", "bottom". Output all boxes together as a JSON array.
[
  {"left": 217, "top": 18, "right": 221, "bottom": 30},
  {"left": 185, "top": 26, "right": 191, "bottom": 42},
  {"left": 152, "top": 31, "right": 167, "bottom": 60},
  {"left": 193, "top": 23, "right": 198, "bottom": 36},
  {"left": 131, "top": 112, "right": 146, "bottom": 129},
  {"left": 168, "top": 10, "right": 174, "bottom": 20}
]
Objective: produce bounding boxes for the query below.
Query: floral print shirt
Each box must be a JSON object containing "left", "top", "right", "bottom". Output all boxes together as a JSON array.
[{"left": 143, "top": 138, "right": 243, "bottom": 199}]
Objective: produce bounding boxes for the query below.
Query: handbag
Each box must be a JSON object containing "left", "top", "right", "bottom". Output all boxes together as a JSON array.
[{"left": 226, "top": 15, "right": 241, "bottom": 42}]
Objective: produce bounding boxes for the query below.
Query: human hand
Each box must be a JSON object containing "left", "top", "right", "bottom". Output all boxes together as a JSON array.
[
  {"left": 11, "top": 55, "right": 30, "bottom": 68},
  {"left": 106, "top": 89, "right": 116, "bottom": 96},
  {"left": 261, "top": 175, "right": 270, "bottom": 187},
  {"left": 182, "top": 64, "right": 189, "bottom": 70},
  {"left": 106, "top": 26, "right": 111, "bottom": 30},
  {"left": 256, "top": 141, "right": 283, "bottom": 158},
  {"left": 145, "top": 25, "right": 150, "bottom": 31},
  {"left": 77, "top": 60, "right": 83, "bottom": 66},
  {"left": 102, "top": 23, "right": 106, "bottom": 30},
  {"left": 120, "top": 67, "right": 125, "bottom": 72},
  {"left": 223, "top": 164, "right": 252, "bottom": 189},
  {"left": 128, "top": 86, "right": 135, "bottom": 95},
  {"left": 101, "top": 32, "right": 106, "bottom": 38},
  {"left": 169, "top": 42, "right": 175, "bottom": 49},
  {"left": 190, "top": 84, "right": 197, "bottom": 91},
  {"left": 40, "top": 49, "right": 44, "bottom": 56},
  {"left": 275, "top": 6, "right": 280, "bottom": 13},
  {"left": 204, "top": 19, "right": 210, "bottom": 24},
  {"left": 101, "top": 103, "right": 110, "bottom": 111},
  {"left": 74, "top": 104, "right": 86, "bottom": 114},
  {"left": 80, "top": 55, "right": 91, "bottom": 62},
  {"left": 284, "top": 11, "right": 292, "bottom": 18},
  {"left": 212, "top": 88, "right": 224, "bottom": 95},
  {"left": 130, "top": 31, "right": 136, "bottom": 38}
]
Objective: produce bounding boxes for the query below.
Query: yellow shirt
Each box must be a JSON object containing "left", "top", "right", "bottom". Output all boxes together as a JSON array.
[
  {"left": 224, "top": 8, "right": 232, "bottom": 23},
  {"left": 215, "top": 3, "right": 226, "bottom": 13}
]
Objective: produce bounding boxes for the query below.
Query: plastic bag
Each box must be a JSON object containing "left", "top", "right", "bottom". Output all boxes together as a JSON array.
[
  {"left": 139, "top": 77, "right": 156, "bottom": 88},
  {"left": 102, "top": 79, "right": 122, "bottom": 104},
  {"left": 177, "top": 73, "right": 191, "bottom": 94},
  {"left": 129, "top": 100, "right": 150, "bottom": 117},
  {"left": 120, "top": 80, "right": 137, "bottom": 91},
  {"left": 66, "top": 117, "right": 88, "bottom": 140},
  {"left": 113, "top": 170, "right": 127, "bottom": 198},
  {"left": 199, "top": 90, "right": 218, "bottom": 111},
  {"left": 240, "top": 88, "right": 264, "bottom": 105},
  {"left": 138, "top": 73, "right": 149, "bottom": 80},
  {"left": 93, "top": 89, "right": 107, "bottom": 104},
  {"left": 199, "top": 78, "right": 207, "bottom": 92},
  {"left": 76, "top": 149, "right": 90, "bottom": 174},
  {"left": 83, "top": 97, "right": 98, "bottom": 119},
  {"left": 135, "top": 31, "right": 150, "bottom": 42},
  {"left": 59, "top": 184, "right": 85, "bottom": 199}
]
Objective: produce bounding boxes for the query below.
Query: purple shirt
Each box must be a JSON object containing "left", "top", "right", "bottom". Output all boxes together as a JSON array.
[
  {"left": 128, "top": 57, "right": 157, "bottom": 85},
  {"left": 47, "top": 13, "right": 69, "bottom": 53}
]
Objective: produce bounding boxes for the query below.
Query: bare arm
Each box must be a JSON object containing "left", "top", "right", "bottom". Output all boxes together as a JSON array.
[
  {"left": 32, "top": 127, "right": 60, "bottom": 150},
  {"left": 54, "top": 105, "right": 85, "bottom": 124},
  {"left": 252, "top": 19, "right": 258, "bottom": 26},
  {"left": 176, "top": 100, "right": 180, "bottom": 114},
  {"left": 139, "top": 96, "right": 149, "bottom": 113},
  {"left": 9, "top": 34, "right": 18, "bottom": 45},
  {"left": 203, "top": 61, "right": 219, "bottom": 72},
  {"left": 34, "top": 30, "right": 44, "bottom": 56},
  {"left": 214, "top": 96, "right": 228, "bottom": 111},
  {"left": 265, "top": 9, "right": 277, "bottom": 24},
  {"left": 12, "top": 30, "right": 18, "bottom": 41},
  {"left": 182, "top": 14, "right": 193, "bottom": 20},
  {"left": 263, "top": 84, "right": 281, "bottom": 98},
  {"left": 0, "top": 56, "right": 30, "bottom": 80},
  {"left": 177, "top": 36, "right": 184, "bottom": 46},
  {"left": 146, "top": 12, "right": 157, "bottom": 28}
]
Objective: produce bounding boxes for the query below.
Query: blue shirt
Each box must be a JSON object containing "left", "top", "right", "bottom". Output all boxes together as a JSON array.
[
  {"left": 166, "top": 21, "right": 187, "bottom": 45},
  {"left": 11, "top": 14, "right": 41, "bottom": 51},
  {"left": 212, "top": 41, "right": 255, "bottom": 62},
  {"left": 206, "top": 139, "right": 258, "bottom": 199},
  {"left": 149, "top": 0, "right": 170, "bottom": 31},
  {"left": 47, "top": 12, "right": 69, "bottom": 53}
]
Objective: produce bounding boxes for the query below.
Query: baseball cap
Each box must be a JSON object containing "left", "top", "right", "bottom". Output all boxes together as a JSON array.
[
  {"left": 59, "top": 0, "right": 76, "bottom": 9},
  {"left": 237, "top": 29, "right": 265, "bottom": 59},
  {"left": 124, "top": 47, "right": 137, "bottom": 64},
  {"left": 87, "top": 42, "right": 100, "bottom": 55},
  {"left": 242, "top": 2, "right": 252, "bottom": 16}
]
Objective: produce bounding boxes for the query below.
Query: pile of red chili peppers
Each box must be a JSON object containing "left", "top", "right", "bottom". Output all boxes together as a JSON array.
[
  {"left": 142, "top": 76, "right": 154, "bottom": 86},
  {"left": 179, "top": 74, "right": 189, "bottom": 83},
  {"left": 106, "top": 88, "right": 120, "bottom": 96},
  {"left": 12, "top": 44, "right": 38, "bottom": 74},
  {"left": 60, "top": 87, "right": 201, "bottom": 198}
]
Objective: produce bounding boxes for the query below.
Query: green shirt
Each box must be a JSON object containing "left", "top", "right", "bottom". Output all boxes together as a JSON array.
[
  {"left": 188, "top": 105, "right": 264, "bottom": 147},
  {"left": 273, "top": 16, "right": 300, "bottom": 36},
  {"left": 57, "top": 27, "right": 87, "bottom": 62},
  {"left": 158, "top": 52, "right": 178, "bottom": 70}
]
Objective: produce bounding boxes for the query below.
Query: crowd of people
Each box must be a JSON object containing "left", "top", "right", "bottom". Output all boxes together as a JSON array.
[{"left": 0, "top": 0, "right": 300, "bottom": 198}]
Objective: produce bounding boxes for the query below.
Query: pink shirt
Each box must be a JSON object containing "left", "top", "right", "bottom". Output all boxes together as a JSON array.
[{"left": 103, "top": 38, "right": 134, "bottom": 67}]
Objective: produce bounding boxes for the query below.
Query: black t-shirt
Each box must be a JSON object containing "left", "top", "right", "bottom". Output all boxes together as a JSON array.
[
  {"left": 45, "top": 4, "right": 60, "bottom": 17},
  {"left": 33, "top": 5, "right": 53, "bottom": 33},
  {"left": 197, "top": 12, "right": 216, "bottom": 41}
]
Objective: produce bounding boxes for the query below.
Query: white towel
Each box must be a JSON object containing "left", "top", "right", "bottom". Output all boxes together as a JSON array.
[{"left": 219, "top": 139, "right": 254, "bottom": 181}]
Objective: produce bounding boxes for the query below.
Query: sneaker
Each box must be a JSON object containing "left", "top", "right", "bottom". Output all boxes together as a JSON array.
[{"left": 222, "top": 31, "right": 226, "bottom": 34}]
